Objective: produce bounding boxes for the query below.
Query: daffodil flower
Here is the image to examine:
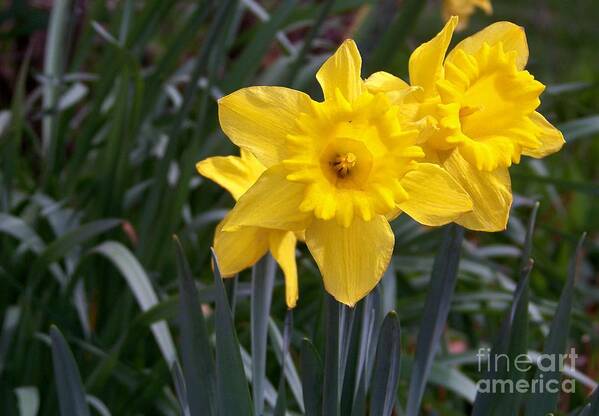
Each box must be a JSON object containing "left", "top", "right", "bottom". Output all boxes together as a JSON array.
[
  {"left": 442, "top": 0, "right": 492, "bottom": 31},
  {"left": 212, "top": 40, "right": 472, "bottom": 306},
  {"left": 367, "top": 17, "right": 565, "bottom": 232},
  {"left": 196, "top": 150, "right": 300, "bottom": 308}
]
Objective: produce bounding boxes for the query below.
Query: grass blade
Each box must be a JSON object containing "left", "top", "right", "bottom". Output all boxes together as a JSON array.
[
  {"left": 369, "top": 311, "right": 401, "bottom": 416},
  {"left": 211, "top": 249, "right": 253, "bottom": 415},
  {"left": 251, "top": 255, "right": 276, "bottom": 415},
  {"left": 471, "top": 263, "right": 532, "bottom": 416},
  {"left": 406, "top": 224, "right": 464, "bottom": 416},
  {"left": 91, "top": 241, "right": 177, "bottom": 366},
  {"left": 171, "top": 362, "right": 191, "bottom": 416},
  {"left": 30, "top": 219, "right": 122, "bottom": 281},
  {"left": 268, "top": 317, "right": 304, "bottom": 411},
  {"left": 323, "top": 294, "right": 340, "bottom": 416},
  {"left": 0, "top": 306, "right": 21, "bottom": 376},
  {"left": 300, "top": 338, "right": 323, "bottom": 416},
  {"left": 558, "top": 115, "right": 599, "bottom": 142},
  {"left": 525, "top": 234, "right": 586, "bottom": 416},
  {"left": 14, "top": 387, "right": 39, "bottom": 416},
  {"left": 174, "top": 237, "right": 215, "bottom": 416},
  {"left": 274, "top": 311, "right": 293, "bottom": 416},
  {"left": 223, "top": 0, "right": 297, "bottom": 90},
  {"left": 42, "top": 0, "right": 71, "bottom": 179},
  {"left": 364, "top": 0, "right": 426, "bottom": 73},
  {"left": 50, "top": 326, "right": 90, "bottom": 416}
]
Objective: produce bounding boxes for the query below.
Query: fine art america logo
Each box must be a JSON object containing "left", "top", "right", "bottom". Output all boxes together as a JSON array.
[{"left": 476, "top": 348, "right": 578, "bottom": 394}]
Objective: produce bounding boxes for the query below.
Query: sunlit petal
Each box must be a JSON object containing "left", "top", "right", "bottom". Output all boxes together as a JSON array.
[
  {"left": 398, "top": 163, "right": 472, "bottom": 226},
  {"left": 305, "top": 215, "right": 394, "bottom": 306},
  {"left": 268, "top": 231, "right": 299, "bottom": 308},
  {"left": 219, "top": 86, "right": 312, "bottom": 167},
  {"left": 443, "top": 150, "right": 512, "bottom": 231},
  {"left": 223, "top": 165, "right": 311, "bottom": 232},
  {"left": 316, "top": 39, "right": 363, "bottom": 102}
]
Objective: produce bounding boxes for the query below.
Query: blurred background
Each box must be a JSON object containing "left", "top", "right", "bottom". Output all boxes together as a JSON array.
[{"left": 0, "top": 0, "right": 597, "bottom": 414}]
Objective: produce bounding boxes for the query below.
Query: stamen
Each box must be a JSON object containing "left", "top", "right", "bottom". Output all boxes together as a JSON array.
[{"left": 332, "top": 152, "right": 357, "bottom": 178}]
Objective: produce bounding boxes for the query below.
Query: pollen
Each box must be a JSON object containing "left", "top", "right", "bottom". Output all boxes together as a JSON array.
[{"left": 332, "top": 152, "right": 357, "bottom": 177}]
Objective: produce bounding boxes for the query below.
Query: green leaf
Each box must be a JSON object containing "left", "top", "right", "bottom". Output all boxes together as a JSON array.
[
  {"left": 50, "top": 326, "right": 91, "bottom": 416},
  {"left": 14, "top": 386, "right": 39, "bottom": 416},
  {"left": 578, "top": 404, "right": 592, "bottom": 416},
  {"left": 363, "top": 0, "right": 426, "bottom": 73},
  {"left": 91, "top": 241, "right": 177, "bottom": 366},
  {"left": 30, "top": 219, "right": 122, "bottom": 281},
  {"left": 222, "top": 0, "right": 298, "bottom": 91},
  {"left": 525, "top": 234, "right": 586, "bottom": 416},
  {"left": 251, "top": 255, "right": 276, "bottom": 415},
  {"left": 211, "top": 249, "right": 253, "bottom": 415},
  {"left": 174, "top": 237, "right": 215, "bottom": 416},
  {"left": 274, "top": 311, "right": 293, "bottom": 416},
  {"left": 300, "top": 338, "right": 323, "bottom": 416},
  {"left": 171, "top": 362, "right": 191, "bottom": 416},
  {"left": 472, "top": 262, "right": 532, "bottom": 416},
  {"left": 559, "top": 115, "right": 599, "bottom": 142},
  {"left": 406, "top": 224, "right": 464, "bottom": 416},
  {"left": 0, "top": 306, "right": 20, "bottom": 376},
  {"left": 42, "top": 0, "right": 72, "bottom": 179},
  {"left": 369, "top": 311, "right": 401, "bottom": 416},
  {"left": 268, "top": 317, "right": 304, "bottom": 411},
  {"left": 590, "top": 385, "right": 599, "bottom": 410},
  {"left": 511, "top": 173, "right": 599, "bottom": 196},
  {"left": 323, "top": 294, "right": 341, "bottom": 416}
]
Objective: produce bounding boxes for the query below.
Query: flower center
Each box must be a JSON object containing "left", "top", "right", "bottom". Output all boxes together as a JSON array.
[{"left": 332, "top": 152, "right": 357, "bottom": 178}]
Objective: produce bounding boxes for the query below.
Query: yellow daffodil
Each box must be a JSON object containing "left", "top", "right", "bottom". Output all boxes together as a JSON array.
[
  {"left": 212, "top": 40, "right": 472, "bottom": 306},
  {"left": 442, "top": 0, "right": 492, "bottom": 31},
  {"left": 366, "top": 17, "right": 565, "bottom": 232},
  {"left": 196, "top": 150, "right": 299, "bottom": 308}
]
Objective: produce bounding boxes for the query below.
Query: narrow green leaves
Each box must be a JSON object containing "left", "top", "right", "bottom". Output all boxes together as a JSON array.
[
  {"left": 559, "top": 115, "right": 599, "bottom": 142},
  {"left": 369, "top": 311, "right": 401, "bottom": 416},
  {"left": 91, "top": 241, "right": 177, "bottom": 366},
  {"left": 251, "top": 255, "right": 276, "bottom": 415},
  {"left": 323, "top": 294, "right": 341, "bottom": 416},
  {"left": 300, "top": 338, "right": 323, "bottom": 416},
  {"left": 525, "top": 234, "right": 587, "bottom": 416},
  {"left": 42, "top": 0, "right": 72, "bottom": 178},
  {"left": 50, "top": 326, "right": 90, "bottom": 416},
  {"left": 406, "top": 224, "right": 464, "bottom": 416},
  {"left": 471, "top": 265, "right": 532, "bottom": 416},
  {"left": 211, "top": 249, "right": 253, "bottom": 415},
  {"left": 174, "top": 237, "right": 215, "bottom": 416}
]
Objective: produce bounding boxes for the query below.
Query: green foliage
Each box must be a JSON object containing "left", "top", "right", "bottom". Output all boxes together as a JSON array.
[{"left": 0, "top": 0, "right": 598, "bottom": 415}]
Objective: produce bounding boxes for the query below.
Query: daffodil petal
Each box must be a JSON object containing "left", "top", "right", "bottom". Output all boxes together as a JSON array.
[
  {"left": 316, "top": 39, "right": 363, "bottom": 103},
  {"left": 305, "top": 215, "right": 394, "bottom": 306},
  {"left": 196, "top": 151, "right": 265, "bottom": 201},
  {"left": 443, "top": 150, "right": 512, "bottom": 231},
  {"left": 409, "top": 16, "right": 458, "bottom": 97},
  {"left": 213, "top": 218, "right": 269, "bottom": 277},
  {"left": 398, "top": 162, "right": 473, "bottom": 226},
  {"left": 218, "top": 86, "right": 312, "bottom": 167},
  {"left": 522, "top": 112, "right": 565, "bottom": 158},
  {"left": 364, "top": 71, "right": 410, "bottom": 93},
  {"left": 223, "top": 165, "right": 311, "bottom": 232},
  {"left": 268, "top": 230, "right": 299, "bottom": 308},
  {"left": 448, "top": 21, "right": 529, "bottom": 70}
]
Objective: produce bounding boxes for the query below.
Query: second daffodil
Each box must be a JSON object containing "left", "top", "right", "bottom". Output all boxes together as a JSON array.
[
  {"left": 367, "top": 17, "right": 565, "bottom": 232},
  {"left": 213, "top": 40, "right": 472, "bottom": 306},
  {"left": 442, "top": 0, "right": 492, "bottom": 31}
]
